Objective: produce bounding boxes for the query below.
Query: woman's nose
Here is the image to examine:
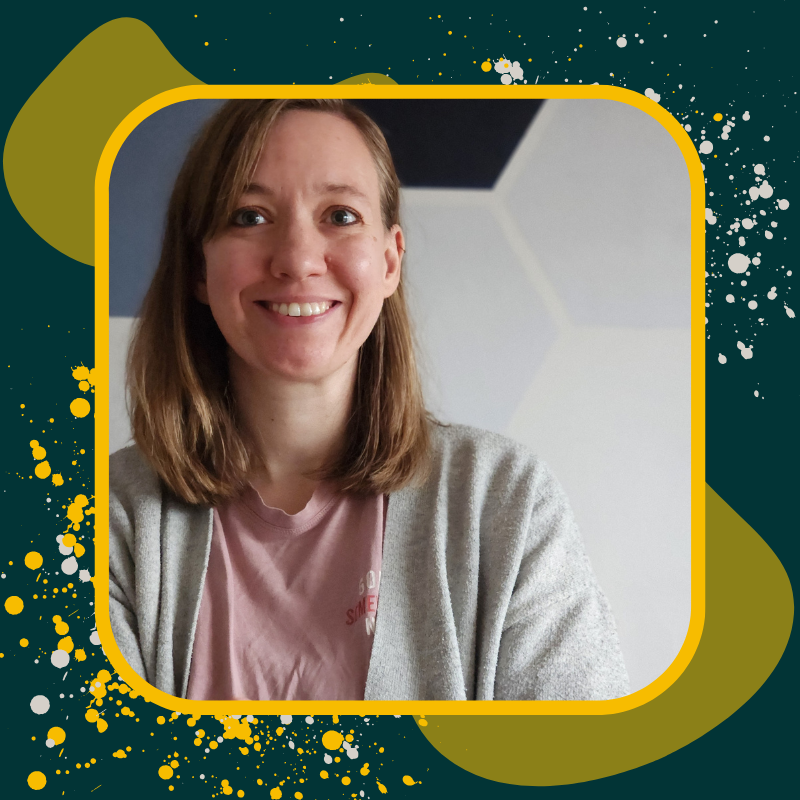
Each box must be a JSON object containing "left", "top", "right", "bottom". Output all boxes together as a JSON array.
[{"left": 268, "top": 219, "right": 327, "bottom": 281}]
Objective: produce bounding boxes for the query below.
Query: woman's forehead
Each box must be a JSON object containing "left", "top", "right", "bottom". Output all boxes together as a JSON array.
[{"left": 250, "top": 110, "right": 380, "bottom": 196}]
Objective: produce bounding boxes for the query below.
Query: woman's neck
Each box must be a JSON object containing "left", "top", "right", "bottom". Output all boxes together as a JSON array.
[{"left": 229, "top": 352, "right": 356, "bottom": 513}]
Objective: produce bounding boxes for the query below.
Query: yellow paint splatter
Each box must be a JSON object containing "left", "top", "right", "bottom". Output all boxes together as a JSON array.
[
  {"left": 48, "top": 727, "right": 66, "bottom": 745},
  {"left": 158, "top": 765, "right": 174, "bottom": 780},
  {"left": 52, "top": 473, "right": 64, "bottom": 486},
  {"left": 97, "top": 719, "right": 108, "bottom": 733},
  {"left": 25, "top": 551, "right": 43, "bottom": 570},
  {"left": 62, "top": 533, "right": 77, "bottom": 547},
  {"left": 360, "top": 763, "right": 370, "bottom": 776},
  {"left": 78, "top": 380, "right": 90, "bottom": 391},
  {"left": 35, "top": 461, "right": 51, "bottom": 478},
  {"left": 58, "top": 635, "right": 74, "bottom": 653},
  {"left": 66, "top": 495, "right": 90, "bottom": 530},
  {"left": 403, "top": 775, "right": 417, "bottom": 785},
  {"left": 20, "top": 638, "right": 29, "bottom": 647},
  {"left": 341, "top": 776, "right": 351, "bottom": 785},
  {"left": 54, "top": 619, "right": 69, "bottom": 635},
  {"left": 75, "top": 648, "right": 86, "bottom": 661},
  {"left": 27, "top": 772, "right": 47, "bottom": 790},
  {"left": 320, "top": 770, "right": 328, "bottom": 779},
  {"left": 30, "top": 441, "right": 47, "bottom": 460},
  {"left": 85, "top": 709, "right": 100, "bottom": 723},
  {"left": 5, "top": 596, "right": 24, "bottom": 615},
  {"left": 74, "top": 542, "right": 86, "bottom": 557},
  {"left": 270, "top": 788, "right": 282, "bottom": 799},
  {"left": 377, "top": 778, "right": 388, "bottom": 794},
  {"left": 113, "top": 749, "right": 127, "bottom": 758},
  {"left": 70, "top": 398, "right": 90, "bottom": 418},
  {"left": 713, "top": 112, "right": 723, "bottom": 121},
  {"left": 321, "top": 730, "right": 344, "bottom": 750}
]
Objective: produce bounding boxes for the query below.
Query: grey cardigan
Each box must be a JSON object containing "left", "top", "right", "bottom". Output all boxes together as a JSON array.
[{"left": 109, "top": 423, "right": 629, "bottom": 701}]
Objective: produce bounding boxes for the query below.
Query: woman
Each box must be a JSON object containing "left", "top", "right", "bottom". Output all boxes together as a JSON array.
[{"left": 109, "top": 98, "right": 629, "bottom": 701}]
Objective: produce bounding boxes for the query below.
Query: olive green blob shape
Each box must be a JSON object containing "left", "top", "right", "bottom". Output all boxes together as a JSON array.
[
  {"left": 338, "top": 72, "right": 398, "bottom": 85},
  {"left": 418, "top": 486, "right": 794, "bottom": 785},
  {"left": 3, "top": 18, "right": 201, "bottom": 267}
]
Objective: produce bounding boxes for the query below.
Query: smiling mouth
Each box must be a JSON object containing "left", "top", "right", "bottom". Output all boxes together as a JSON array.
[{"left": 257, "top": 300, "right": 338, "bottom": 318}]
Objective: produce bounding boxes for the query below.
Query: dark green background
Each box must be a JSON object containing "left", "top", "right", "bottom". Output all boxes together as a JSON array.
[{"left": 2, "top": 1, "right": 796, "bottom": 797}]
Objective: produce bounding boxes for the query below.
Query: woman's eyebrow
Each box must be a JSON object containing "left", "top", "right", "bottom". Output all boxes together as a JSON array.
[{"left": 241, "top": 182, "right": 370, "bottom": 202}]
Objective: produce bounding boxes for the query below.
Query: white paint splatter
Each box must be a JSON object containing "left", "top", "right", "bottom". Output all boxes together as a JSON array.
[
  {"left": 737, "top": 341, "right": 754, "bottom": 359},
  {"left": 699, "top": 140, "right": 713, "bottom": 155},
  {"left": 79, "top": 569, "right": 91, "bottom": 583},
  {"left": 726, "top": 294, "right": 735, "bottom": 303},
  {"left": 705, "top": 208, "right": 717, "bottom": 224},
  {"left": 51, "top": 650, "right": 70, "bottom": 668},
  {"left": 759, "top": 181, "right": 774, "bottom": 199},
  {"left": 718, "top": 354, "right": 727, "bottom": 364},
  {"left": 748, "top": 300, "right": 758, "bottom": 310},
  {"left": 748, "top": 186, "right": 760, "bottom": 201},
  {"left": 644, "top": 87, "right": 661, "bottom": 103},
  {"left": 89, "top": 631, "right": 101, "bottom": 645},
  {"left": 743, "top": 111, "right": 751, "bottom": 121},
  {"left": 305, "top": 716, "right": 314, "bottom": 724},
  {"left": 765, "top": 231, "right": 773, "bottom": 239},
  {"left": 61, "top": 556, "right": 78, "bottom": 575},
  {"left": 728, "top": 253, "right": 751, "bottom": 274},
  {"left": 778, "top": 199, "right": 789, "bottom": 210},
  {"left": 616, "top": 36, "right": 627, "bottom": 47},
  {"left": 786, "top": 304, "right": 796, "bottom": 319},
  {"left": 30, "top": 696, "right": 50, "bottom": 714},
  {"left": 684, "top": 124, "right": 692, "bottom": 132},
  {"left": 768, "top": 287, "right": 777, "bottom": 300},
  {"left": 324, "top": 753, "right": 333, "bottom": 764},
  {"left": 280, "top": 715, "right": 293, "bottom": 725},
  {"left": 742, "top": 218, "right": 754, "bottom": 230},
  {"left": 754, "top": 164, "right": 765, "bottom": 175}
]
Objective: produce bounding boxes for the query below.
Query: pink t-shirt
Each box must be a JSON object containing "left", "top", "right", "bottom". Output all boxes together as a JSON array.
[{"left": 186, "top": 484, "right": 385, "bottom": 701}]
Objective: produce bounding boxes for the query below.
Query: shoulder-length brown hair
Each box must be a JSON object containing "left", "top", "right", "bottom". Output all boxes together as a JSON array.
[{"left": 127, "top": 99, "right": 432, "bottom": 505}]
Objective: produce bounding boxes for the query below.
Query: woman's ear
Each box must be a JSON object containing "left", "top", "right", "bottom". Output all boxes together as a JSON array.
[{"left": 383, "top": 224, "right": 404, "bottom": 297}]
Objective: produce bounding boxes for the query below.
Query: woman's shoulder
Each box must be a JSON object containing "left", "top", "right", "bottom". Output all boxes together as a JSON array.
[
  {"left": 429, "top": 421, "right": 540, "bottom": 469},
  {"left": 109, "top": 444, "right": 162, "bottom": 507}
]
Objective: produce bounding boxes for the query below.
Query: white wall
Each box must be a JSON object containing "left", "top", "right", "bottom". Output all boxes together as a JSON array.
[{"left": 109, "top": 99, "right": 692, "bottom": 694}]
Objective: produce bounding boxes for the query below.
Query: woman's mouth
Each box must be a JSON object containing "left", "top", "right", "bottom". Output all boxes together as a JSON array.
[{"left": 256, "top": 300, "right": 339, "bottom": 318}]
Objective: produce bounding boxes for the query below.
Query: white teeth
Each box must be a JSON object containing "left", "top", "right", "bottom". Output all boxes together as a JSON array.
[{"left": 269, "top": 301, "right": 333, "bottom": 317}]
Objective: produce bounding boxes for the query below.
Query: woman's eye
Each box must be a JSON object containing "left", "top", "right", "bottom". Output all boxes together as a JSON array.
[
  {"left": 231, "top": 208, "right": 266, "bottom": 227},
  {"left": 330, "top": 208, "right": 359, "bottom": 226}
]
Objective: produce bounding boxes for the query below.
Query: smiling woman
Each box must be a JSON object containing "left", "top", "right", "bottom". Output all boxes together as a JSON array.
[{"left": 109, "top": 99, "right": 630, "bottom": 702}]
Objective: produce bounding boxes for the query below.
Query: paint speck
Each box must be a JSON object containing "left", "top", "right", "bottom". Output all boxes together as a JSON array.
[
  {"left": 764, "top": 136, "right": 770, "bottom": 141},
  {"left": 718, "top": 354, "right": 727, "bottom": 364},
  {"left": 5, "top": 595, "right": 23, "bottom": 615},
  {"left": 30, "top": 695, "right": 50, "bottom": 714},
  {"left": 699, "top": 140, "right": 713, "bottom": 155},
  {"left": 743, "top": 111, "right": 750, "bottom": 121},
  {"left": 403, "top": 776, "right": 418, "bottom": 785},
  {"left": 616, "top": 36, "right": 627, "bottom": 47},
  {"left": 51, "top": 649, "right": 70, "bottom": 668},
  {"left": 70, "top": 398, "right": 90, "bottom": 418},
  {"left": 748, "top": 300, "right": 758, "bottom": 310},
  {"left": 778, "top": 199, "right": 789, "bottom": 210},
  {"left": 785, "top": 304, "right": 796, "bottom": 319},
  {"left": 79, "top": 569, "right": 92, "bottom": 583},
  {"left": 61, "top": 556, "right": 78, "bottom": 576},
  {"left": 737, "top": 342, "right": 754, "bottom": 359},
  {"left": 728, "top": 253, "right": 751, "bottom": 274},
  {"left": 726, "top": 294, "right": 735, "bottom": 303},
  {"left": 27, "top": 772, "right": 46, "bottom": 791},
  {"left": 768, "top": 287, "right": 777, "bottom": 300}
]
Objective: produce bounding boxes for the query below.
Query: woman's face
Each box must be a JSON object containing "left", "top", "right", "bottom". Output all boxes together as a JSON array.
[{"left": 198, "top": 109, "right": 403, "bottom": 386}]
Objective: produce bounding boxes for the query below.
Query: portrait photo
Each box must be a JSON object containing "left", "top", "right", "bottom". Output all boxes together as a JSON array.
[{"left": 105, "top": 95, "right": 693, "bottom": 703}]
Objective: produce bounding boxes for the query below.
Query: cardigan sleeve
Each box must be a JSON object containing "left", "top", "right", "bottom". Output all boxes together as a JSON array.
[
  {"left": 107, "top": 448, "right": 158, "bottom": 684},
  {"left": 493, "top": 460, "right": 630, "bottom": 701}
]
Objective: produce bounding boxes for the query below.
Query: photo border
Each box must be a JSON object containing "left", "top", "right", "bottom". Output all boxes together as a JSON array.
[{"left": 95, "top": 83, "right": 705, "bottom": 716}]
